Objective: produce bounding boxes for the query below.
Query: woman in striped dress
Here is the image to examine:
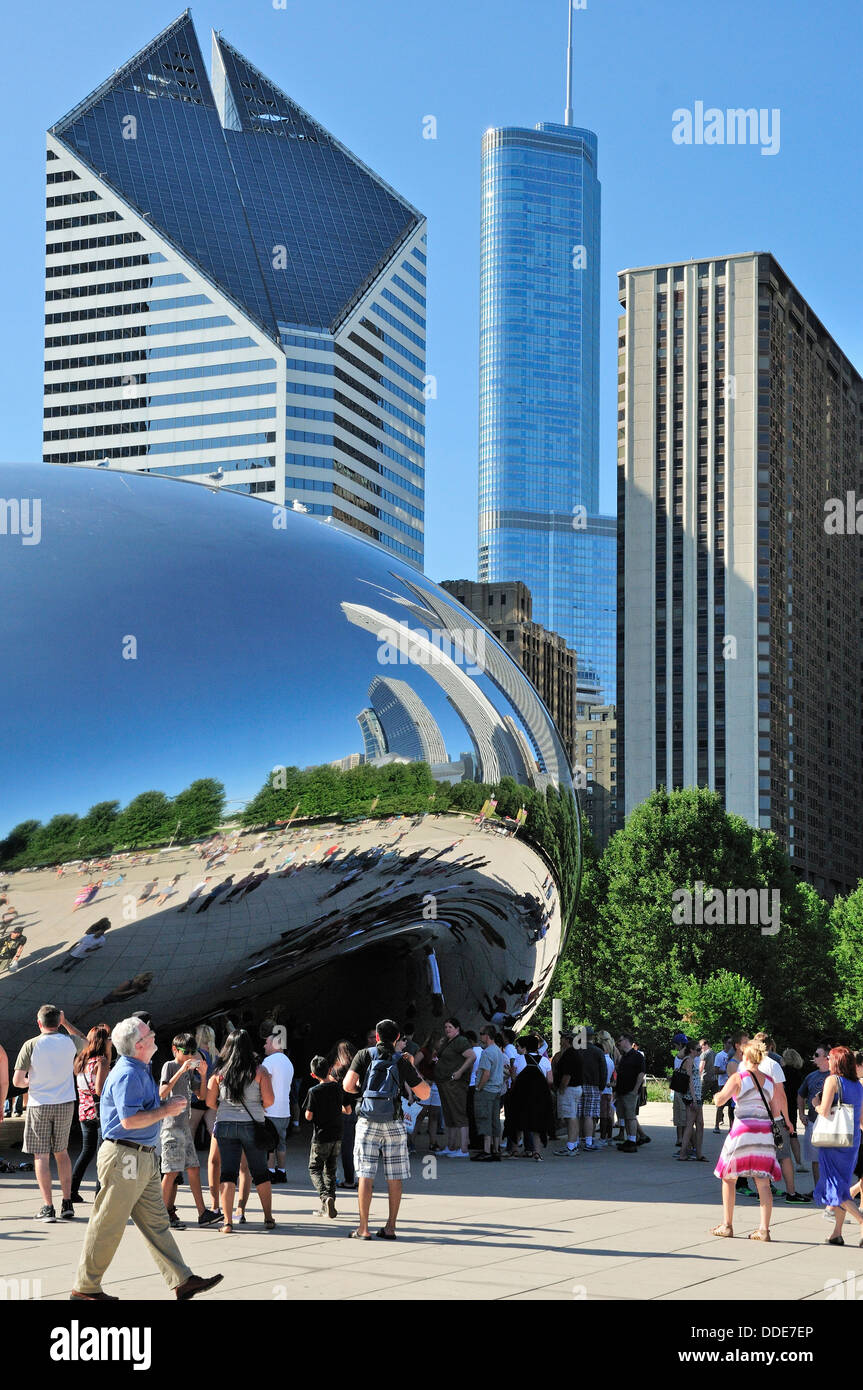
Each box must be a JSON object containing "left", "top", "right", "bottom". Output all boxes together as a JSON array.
[{"left": 710, "top": 1039, "right": 782, "bottom": 1240}]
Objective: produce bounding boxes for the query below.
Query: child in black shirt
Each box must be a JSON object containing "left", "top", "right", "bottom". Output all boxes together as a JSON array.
[{"left": 304, "top": 1056, "right": 348, "bottom": 1218}]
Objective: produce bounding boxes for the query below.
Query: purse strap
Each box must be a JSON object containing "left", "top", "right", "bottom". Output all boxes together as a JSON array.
[{"left": 748, "top": 1068, "right": 776, "bottom": 1126}]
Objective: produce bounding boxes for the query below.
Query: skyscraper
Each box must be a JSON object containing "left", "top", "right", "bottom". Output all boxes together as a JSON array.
[
  {"left": 478, "top": 6, "right": 615, "bottom": 700},
  {"left": 618, "top": 252, "right": 863, "bottom": 896},
  {"left": 43, "top": 13, "right": 426, "bottom": 567}
]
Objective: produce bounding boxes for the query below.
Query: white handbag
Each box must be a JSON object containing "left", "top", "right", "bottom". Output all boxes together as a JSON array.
[{"left": 811, "top": 1077, "right": 856, "bottom": 1148}]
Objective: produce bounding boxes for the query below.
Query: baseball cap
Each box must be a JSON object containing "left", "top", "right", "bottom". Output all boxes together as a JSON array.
[
  {"left": 131, "top": 1010, "right": 152, "bottom": 1027},
  {"left": 560, "top": 1028, "right": 576, "bottom": 1038},
  {"left": 671, "top": 1030, "right": 689, "bottom": 1046}
]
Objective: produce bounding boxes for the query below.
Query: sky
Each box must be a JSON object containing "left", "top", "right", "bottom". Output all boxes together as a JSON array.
[{"left": 2, "top": 0, "right": 860, "bottom": 584}]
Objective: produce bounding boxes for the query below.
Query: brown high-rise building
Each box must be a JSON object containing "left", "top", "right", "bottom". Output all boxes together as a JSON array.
[
  {"left": 441, "top": 580, "right": 577, "bottom": 756},
  {"left": 618, "top": 253, "right": 863, "bottom": 896}
]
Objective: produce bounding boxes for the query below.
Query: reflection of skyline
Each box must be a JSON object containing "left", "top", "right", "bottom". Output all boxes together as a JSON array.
[{"left": 341, "top": 600, "right": 536, "bottom": 786}]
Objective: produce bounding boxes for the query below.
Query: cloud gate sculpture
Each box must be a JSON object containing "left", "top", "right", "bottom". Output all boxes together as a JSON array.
[{"left": 0, "top": 463, "right": 581, "bottom": 1059}]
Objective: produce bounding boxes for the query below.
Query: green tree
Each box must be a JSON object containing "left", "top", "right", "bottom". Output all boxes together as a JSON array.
[
  {"left": 677, "top": 970, "right": 765, "bottom": 1043},
  {"left": 830, "top": 884, "right": 863, "bottom": 1033},
  {"left": 77, "top": 801, "right": 120, "bottom": 856},
  {"left": 171, "top": 779, "right": 225, "bottom": 839},
  {"left": 115, "top": 791, "right": 173, "bottom": 847},
  {"left": 0, "top": 819, "right": 41, "bottom": 869}
]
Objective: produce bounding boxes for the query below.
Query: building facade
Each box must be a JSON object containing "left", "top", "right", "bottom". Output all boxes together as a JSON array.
[
  {"left": 43, "top": 13, "right": 426, "bottom": 568},
  {"left": 441, "top": 580, "right": 577, "bottom": 762},
  {"left": 477, "top": 118, "right": 616, "bottom": 701},
  {"left": 618, "top": 252, "right": 863, "bottom": 896},
  {"left": 572, "top": 701, "right": 618, "bottom": 851}
]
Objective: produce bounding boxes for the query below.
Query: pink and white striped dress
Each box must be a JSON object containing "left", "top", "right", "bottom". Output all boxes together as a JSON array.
[{"left": 713, "top": 1070, "right": 781, "bottom": 1182}]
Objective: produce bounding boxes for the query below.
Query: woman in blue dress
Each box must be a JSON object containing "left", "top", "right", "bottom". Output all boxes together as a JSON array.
[{"left": 814, "top": 1046, "right": 863, "bottom": 1246}]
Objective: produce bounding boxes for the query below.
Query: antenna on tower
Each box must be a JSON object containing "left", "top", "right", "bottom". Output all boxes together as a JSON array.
[{"left": 564, "top": 0, "right": 574, "bottom": 126}]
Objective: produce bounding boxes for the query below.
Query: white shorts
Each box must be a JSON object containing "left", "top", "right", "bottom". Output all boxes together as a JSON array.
[{"left": 558, "top": 1086, "right": 581, "bottom": 1120}]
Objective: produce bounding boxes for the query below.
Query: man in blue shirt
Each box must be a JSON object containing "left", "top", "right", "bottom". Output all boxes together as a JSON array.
[{"left": 72, "top": 1016, "right": 224, "bottom": 1301}]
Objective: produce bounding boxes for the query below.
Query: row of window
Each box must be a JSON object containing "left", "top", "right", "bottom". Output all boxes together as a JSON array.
[
  {"left": 44, "top": 407, "right": 276, "bottom": 440},
  {"left": 45, "top": 315, "right": 234, "bottom": 347},
  {"left": 44, "top": 382, "right": 277, "bottom": 417},
  {"left": 46, "top": 211, "right": 122, "bottom": 231},
  {"left": 46, "top": 190, "right": 100, "bottom": 208},
  {"left": 45, "top": 272, "right": 189, "bottom": 300},
  {"left": 44, "top": 337, "right": 258, "bottom": 372},
  {"left": 46, "top": 251, "right": 167, "bottom": 277},
  {"left": 45, "top": 294, "right": 210, "bottom": 324},
  {"left": 400, "top": 258, "right": 426, "bottom": 287},
  {"left": 370, "top": 303, "right": 425, "bottom": 356},
  {"left": 47, "top": 231, "right": 143, "bottom": 254},
  {"left": 391, "top": 273, "right": 426, "bottom": 309},
  {"left": 44, "top": 357, "right": 277, "bottom": 394},
  {"left": 45, "top": 432, "right": 276, "bottom": 462}
]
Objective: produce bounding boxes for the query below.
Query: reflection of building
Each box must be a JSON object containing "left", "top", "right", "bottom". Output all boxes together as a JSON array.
[
  {"left": 618, "top": 253, "right": 863, "bottom": 896},
  {"left": 477, "top": 48, "right": 616, "bottom": 702},
  {"left": 43, "top": 13, "right": 426, "bottom": 567},
  {"left": 367, "top": 676, "right": 447, "bottom": 765},
  {"left": 442, "top": 580, "right": 577, "bottom": 758},
  {"left": 356, "top": 708, "right": 387, "bottom": 761},
  {"left": 341, "top": 602, "right": 536, "bottom": 786},
  {"left": 330, "top": 753, "right": 362, "bottom": 772}
]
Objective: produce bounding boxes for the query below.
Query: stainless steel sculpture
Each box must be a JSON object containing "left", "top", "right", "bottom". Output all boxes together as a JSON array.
[{"left": 0, "top": 463, "right": 580, "bottom": 1055}]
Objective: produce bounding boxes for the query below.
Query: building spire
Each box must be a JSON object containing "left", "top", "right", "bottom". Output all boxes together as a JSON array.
[{"left": 564, "top": 0, "right": 574, "bottom": 125}]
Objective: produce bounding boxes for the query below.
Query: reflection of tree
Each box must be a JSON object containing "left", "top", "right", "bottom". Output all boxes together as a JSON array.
[
  {"left": 242, "top": 762, "right": 582, "bottom": 942},
  {"left": 1, "top": 780, "right": 226, "bottom": 868}
]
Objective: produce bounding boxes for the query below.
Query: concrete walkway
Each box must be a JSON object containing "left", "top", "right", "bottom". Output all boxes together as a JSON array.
[{"left": 1, "top": 1103, "right": 859, "bottom": 1301}]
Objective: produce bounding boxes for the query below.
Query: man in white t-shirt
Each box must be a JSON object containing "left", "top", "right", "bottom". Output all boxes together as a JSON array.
[
  {"left": 466, "top": 1031, "right": 484, "bottom": 1152},
  {"left": 13, "top": 1004, "right": 86, "bottom": 1221},
  {"left": 261, "top": 1024, "right": 294, "bottom": 1181},
  {"left": 52, "top": 922, "right": 110, "bottom": 974}
]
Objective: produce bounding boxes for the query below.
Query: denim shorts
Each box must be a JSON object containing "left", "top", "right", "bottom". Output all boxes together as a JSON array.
[{"left": 213, "top": 1119, "right": 270, "bottom": 1186}]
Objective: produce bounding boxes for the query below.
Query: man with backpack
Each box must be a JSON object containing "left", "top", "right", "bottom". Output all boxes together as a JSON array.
[{"left": 341, "top": 1019, "right": 430, "bottom": 1240}]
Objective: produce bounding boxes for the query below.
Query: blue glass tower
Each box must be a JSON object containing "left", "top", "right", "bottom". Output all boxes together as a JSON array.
[{"left": 478, "top": 43, "right": 615, "bottom": 701}]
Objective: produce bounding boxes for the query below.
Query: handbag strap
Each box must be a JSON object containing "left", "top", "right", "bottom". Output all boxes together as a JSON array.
[{"left": 748, "top": 1068, "right": 775, "bottom": 1125}]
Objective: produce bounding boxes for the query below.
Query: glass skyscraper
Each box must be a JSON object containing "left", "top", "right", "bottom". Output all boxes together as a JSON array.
[
  {"left": 43, "top": 13, "right": 426, "bottom": 567},
  {"left": 478, "top": 117, "right": 616, "bottom": 701}
]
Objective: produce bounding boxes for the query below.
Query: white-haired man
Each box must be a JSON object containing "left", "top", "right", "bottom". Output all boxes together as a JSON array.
[{"left": 71, "top": 1016, "right": 223, "bottom": 1301}]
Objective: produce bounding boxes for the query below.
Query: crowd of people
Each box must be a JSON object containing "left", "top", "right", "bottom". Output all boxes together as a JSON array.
[{"left": 1, "top": 998, "right": 862, "bottom": 1299}]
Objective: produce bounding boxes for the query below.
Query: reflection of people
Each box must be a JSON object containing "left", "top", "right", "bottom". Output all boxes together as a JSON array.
[
  {"left": 73, "top": 882, "right": 102, "bottom": 912},
  {"left": 0, "top": 927, "right": 26, "bottom": 973},
  {"left": 100, "top": 972, "right": 153, "bottom": 1006},
  {"left": 53, "top": 923, "right": 110, "bottom": 973}
]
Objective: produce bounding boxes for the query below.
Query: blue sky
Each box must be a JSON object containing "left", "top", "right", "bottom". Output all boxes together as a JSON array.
[{"left": 2, "top": 0, "right": 860, "bottom": 588}]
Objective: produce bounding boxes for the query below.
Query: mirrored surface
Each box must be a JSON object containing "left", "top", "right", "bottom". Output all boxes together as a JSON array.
[{"left": 0, "top": 463, "right": 581, "bottom": 1055}]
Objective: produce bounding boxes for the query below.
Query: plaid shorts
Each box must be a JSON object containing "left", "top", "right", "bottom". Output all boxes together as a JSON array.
[
  {"left": 23, "top": 1101, "right": 75, "bottom": 1156},
  {"left": 353, "top": 1118, "right": 410, "bottom": 1180},
  {"left": 578, "top": 1084, "right": 601, "bottom": 1119}
]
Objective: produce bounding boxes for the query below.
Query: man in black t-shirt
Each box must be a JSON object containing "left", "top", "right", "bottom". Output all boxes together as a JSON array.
[
  {"left": 614, "top": 1033, "right": 645, "bottom": 1152},
  {"left": 553, "top": 1031, "right": 585, "bottom": 1155},
  {"left": 303, "top": 1055, "right": 349, "bottom": 1219},
  {"left": 342, "top": 1018, "right": 430, "bottom": 1241}
]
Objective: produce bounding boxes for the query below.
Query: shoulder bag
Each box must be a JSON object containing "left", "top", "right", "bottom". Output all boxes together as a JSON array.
[
  {"left": 230, "top": 1077, "right": 279, "bottom": 1151},
  {"left": 811, "top": 1076, "right": 855, "bottom": 1148}
]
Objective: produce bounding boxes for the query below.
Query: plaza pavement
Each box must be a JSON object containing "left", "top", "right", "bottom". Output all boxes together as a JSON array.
[{"left": 1, "top": 1102, "right": 859, "bottom": 1301}]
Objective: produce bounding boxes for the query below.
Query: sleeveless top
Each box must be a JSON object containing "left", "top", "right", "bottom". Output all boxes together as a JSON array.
[
  {"left": 76, "top": 1058, "right": 101, "bottom": 1122},
  {"left": 735, "top": 1069, "right": 774, "bottom": 1120},
  {"left": 215, "top": 1074, "right": 265, "bottom": 1122}
]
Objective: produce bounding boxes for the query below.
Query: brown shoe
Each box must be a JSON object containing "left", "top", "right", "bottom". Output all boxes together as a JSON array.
[
  {"left": 175, "top": 1273, "right": 224, "bottom": 1301},
  {"left": 70, "top": 1290, "right": 120, "bottom": 1301}
]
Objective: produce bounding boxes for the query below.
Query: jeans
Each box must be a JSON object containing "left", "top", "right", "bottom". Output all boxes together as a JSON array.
[
  {"left": 309, "top": 1138, "right": 340, "bottom": 1201},
  {"left": 71, "top": 1116, "right": 102, "bottom": 1196},
  {"left": 341, "top": 1109, "right": 357, "bottom": 1183},
  {"left": 213, "top": 1120, "right": 271, "bottom": 1186}
]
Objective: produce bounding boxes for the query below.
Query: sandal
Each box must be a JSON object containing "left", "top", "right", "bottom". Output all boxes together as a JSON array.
[
  {"left": 710, "top": 1223, "right": 734, "bottom": 1238},
  {"left": 748, "top": 1229, "right": 771, "bottom": 1241},
  {"left": 349, "top": 1229, "right": 372, "bottom": 1239},
  {"left": 826, "top": 1235, "right": 844, "bottom": 1246},
  {"left": 219, "top": 1223, "right": 233, "bottom": 1233}
]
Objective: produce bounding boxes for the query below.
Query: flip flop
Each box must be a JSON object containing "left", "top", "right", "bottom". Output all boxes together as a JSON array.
[
  {"left": 349, "top": 1229, "right": 372, "bottom": 1239},
  {"left": 376, "top": 1228, "right": 397, "bottom": 1240}
]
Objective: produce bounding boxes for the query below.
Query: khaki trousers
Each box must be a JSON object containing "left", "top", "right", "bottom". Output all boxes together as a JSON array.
[{"left": 74, "top": 1139, "right": 192, "bottom": 1294}]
